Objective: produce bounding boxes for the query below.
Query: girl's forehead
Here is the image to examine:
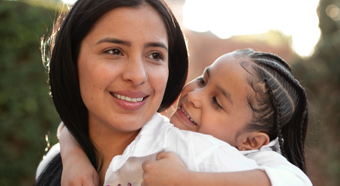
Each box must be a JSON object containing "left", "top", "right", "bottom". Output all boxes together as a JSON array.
[
  {"left": 210, "top": 53, "right": 245, "bottom": 72},
  {"left": 208, "top": 54, "right": 254, "bottom": 97}
]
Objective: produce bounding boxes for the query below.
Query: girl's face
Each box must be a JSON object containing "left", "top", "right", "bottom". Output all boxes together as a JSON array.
[
  {"left": 170, "top": 53, "right": 254, "bottom": 147},
  {"left": 78, "top": 5, "right": 169, "bottom": 134}
]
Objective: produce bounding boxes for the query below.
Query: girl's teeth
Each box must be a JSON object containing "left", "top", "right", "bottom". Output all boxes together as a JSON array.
[
  {"left": 113, "top": 93, "right": 144, "bottom": 103},
  {"left": 180, "top": 107, "right": 197, "bottom": 124}
]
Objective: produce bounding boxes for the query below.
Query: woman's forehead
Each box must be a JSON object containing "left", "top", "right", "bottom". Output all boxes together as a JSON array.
[{"left": 85, "top": 5, "right": 168, "bottom": 45}]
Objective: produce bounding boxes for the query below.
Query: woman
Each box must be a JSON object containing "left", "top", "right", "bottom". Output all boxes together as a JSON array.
[{"left": 36, "top": 0, "right": 188, "bottom": 185}]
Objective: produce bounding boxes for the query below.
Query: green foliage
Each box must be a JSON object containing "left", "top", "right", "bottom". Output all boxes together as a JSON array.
[
  {"left": 292, "top": 0, "right": 340, "bottom": 185},
  {"left": 0, "top": 1, "right": 60, "bottom": 185}
]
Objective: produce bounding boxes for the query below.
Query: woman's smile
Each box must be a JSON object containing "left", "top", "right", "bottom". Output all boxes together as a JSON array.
[{"left": 110, "top": 90, "right": 149, "bottom": 110}]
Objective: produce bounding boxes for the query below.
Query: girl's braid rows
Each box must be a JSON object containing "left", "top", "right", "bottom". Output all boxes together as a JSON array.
[
  {"left": 238, "top": 49, "right": 308, "bottom": 172},
  {"left": 252, "top": 52, "right": 292, "bottom": 73},
  {"left": 263, "top": 76, "right": 286, "bottom": 156}
]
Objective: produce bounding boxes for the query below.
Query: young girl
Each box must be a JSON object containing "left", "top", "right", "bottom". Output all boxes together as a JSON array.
[{"left": 51, "top": 49, "right": 311, "bottom": 185}]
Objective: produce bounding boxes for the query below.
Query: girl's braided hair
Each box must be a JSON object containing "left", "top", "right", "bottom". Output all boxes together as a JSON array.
[{"left": 236, "top": 49, "right": 308, "bottom": 173}]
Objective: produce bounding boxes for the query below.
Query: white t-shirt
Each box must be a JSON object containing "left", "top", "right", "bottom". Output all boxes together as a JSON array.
[{"left": 36, "top": 113, "right": 312, "bottom": 186}]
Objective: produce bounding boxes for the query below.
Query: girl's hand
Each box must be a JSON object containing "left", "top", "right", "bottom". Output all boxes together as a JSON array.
[
  {"left": 61, "top": 159, "right": 99, "bottom": 186},
  {"left": 59, "top": 123, "right": 100, "bottom": 186},
  {"left": 141, "top": 151, "right": 191, "bottom": 186}
]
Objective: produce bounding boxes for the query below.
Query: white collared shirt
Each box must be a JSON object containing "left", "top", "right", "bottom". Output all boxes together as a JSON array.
[
  {"left": 36, "top": 113, "right": 312, "bottom": 186},
  {"left": 104, "top": 113, "right": 259, "bottom": 185}
]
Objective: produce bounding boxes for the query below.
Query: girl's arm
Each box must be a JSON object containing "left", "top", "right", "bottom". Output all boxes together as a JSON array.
[
  {"left": 246, "top": 150, "right": 312, "bottom": 186},
  {"left": 142, "top": 151, "right": 270, "bottom": 186},
  {"left": 58, "top": 123, "right": 100, "bottom": 186},
  {"left": 142, "top": 151, "right": 312, "bottom": 186}
]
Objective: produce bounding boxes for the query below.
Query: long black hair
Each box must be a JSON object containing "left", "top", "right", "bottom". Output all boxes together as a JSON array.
[
  {"left": 36, "top": 0, "right": 188, "bottom": 185},
  {"left": 236, "top": 49, "right": 308, "bottom": 173}
]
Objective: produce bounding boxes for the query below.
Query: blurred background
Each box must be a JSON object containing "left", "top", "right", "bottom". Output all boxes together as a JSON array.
[{"left": 0, "top": 0, "right": 339, "bottom": 185}]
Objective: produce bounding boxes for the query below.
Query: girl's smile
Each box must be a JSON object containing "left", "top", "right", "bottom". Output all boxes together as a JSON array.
[
  {"left": 170, "top": 52, "right": 254, "bottom": 147},
  {"left": 175, "top": 105, "right": 198, "bottom": 128}
]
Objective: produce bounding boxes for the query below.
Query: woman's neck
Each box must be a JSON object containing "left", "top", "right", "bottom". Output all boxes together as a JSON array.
[{"left": 89, "top": 121, "right": 141, "bottom": 185}]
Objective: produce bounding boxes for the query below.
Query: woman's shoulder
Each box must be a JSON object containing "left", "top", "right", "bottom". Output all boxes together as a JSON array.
[
  {"left": 164, "top": 127, "right": 259, "bottom": 171},
  {"left": 166, "top": 126, "right": 231, "bottom": 147},
  {"left": 165, "top": 127, "right": 239, "bottom": 158},
  {"left": 35, "top": 143, "right": 61, "bottom": 180}
]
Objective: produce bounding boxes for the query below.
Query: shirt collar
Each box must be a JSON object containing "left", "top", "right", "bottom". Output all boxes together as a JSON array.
[
  {"left": 131, "top": 113, "right": 172, "bottom": 156},
  {"left": 240, "top": 138, "right": 281, "bottom": 156},
  {"left": 107, "top": 113, "right": 172, "bottom": 172}
]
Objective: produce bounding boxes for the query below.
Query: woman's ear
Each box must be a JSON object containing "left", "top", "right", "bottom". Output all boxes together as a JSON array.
[{"left": 237, "top": 132, "right": 270, "bottom": 151}]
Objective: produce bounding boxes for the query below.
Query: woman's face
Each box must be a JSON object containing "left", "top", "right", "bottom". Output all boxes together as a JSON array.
[
  {"left": 170, "top": 53, "right": 254, "bottom": 147},
  {"left": 78, "top": 5, "right": 169, "bottom": 133}
]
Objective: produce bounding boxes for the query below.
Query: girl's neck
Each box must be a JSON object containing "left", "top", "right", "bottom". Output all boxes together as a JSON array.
[{"left": 89, "top": 121, "right": 141, "bottom": 185}]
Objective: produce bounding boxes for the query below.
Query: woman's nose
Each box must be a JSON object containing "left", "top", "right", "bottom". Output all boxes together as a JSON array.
[
  {"left": 122, "top": 57, "right": 147, "bottom": 86},
  {"left": 187, "top": 88, "right": 203, "bottom": 108}
]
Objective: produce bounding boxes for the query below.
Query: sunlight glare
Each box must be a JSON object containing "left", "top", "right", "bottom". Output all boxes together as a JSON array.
[
  {"left": 61, "top": 0, "right": 77, "bottom": 5},
  {"left": 326, "top": 4, "right": 340, "bottom": 21},
  {"left": 183, "top": 0, "right": 321, "bottom": 57}
]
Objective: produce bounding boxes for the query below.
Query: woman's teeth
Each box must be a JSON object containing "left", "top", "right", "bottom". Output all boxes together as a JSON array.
[
  {"left": 112, "top": 93, "right": 144, "bottom": 103},
  {"left": 179, "top": 107, "right": 197, "bottom": 124}
]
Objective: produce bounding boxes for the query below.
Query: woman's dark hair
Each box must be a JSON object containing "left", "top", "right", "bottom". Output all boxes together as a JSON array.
[
  {"left": 36, "top": 0, "right": 188, "bottom": 185},
  {"left": 236, "top": 49, "right": 308, "bottom": 173}
]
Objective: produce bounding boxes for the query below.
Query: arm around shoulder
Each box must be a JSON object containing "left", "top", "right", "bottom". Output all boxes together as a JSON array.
[
  {"left": 248, "top": 151, "right": 313, "bottom": 186},
  {"left": 36, "top": 143, "right": 61, "bottom": 180}
]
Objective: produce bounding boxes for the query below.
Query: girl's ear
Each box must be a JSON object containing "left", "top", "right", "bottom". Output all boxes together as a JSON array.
[{"left": 237, "top": 132, "right": 270, "bottom": 151}]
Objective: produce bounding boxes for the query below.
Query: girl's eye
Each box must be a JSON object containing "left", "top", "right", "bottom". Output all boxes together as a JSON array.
[
  {"left": 148, "top": 52, "right": 164, "bottom": 61},
  {"left": 213, "top": 97, "right": 223, "bottom": 109},
  {"left": 106, "top": 49, "right": 122, "bottom": 55},
  {"left": 198, "top": 77, "right": 206, "bottom": 86}
]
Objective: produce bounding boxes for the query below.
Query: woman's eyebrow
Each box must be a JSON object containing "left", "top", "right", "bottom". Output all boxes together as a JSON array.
[
  {"left": 96, "top": 37, "right": 131, "bottom": 46},
  {"left": 144, "top": 42, "right": 168, "bottom": 51},
  {"left": 96, "top": 38, "right": 167, "bottom": 51}
]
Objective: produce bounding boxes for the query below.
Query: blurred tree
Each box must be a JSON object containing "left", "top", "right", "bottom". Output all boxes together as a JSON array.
[
  {"left": 293, "top": 0, "right": 340, "bottom": 185},
  {"left": 0, "top": 1, "right": 60, "bottom": 185}
]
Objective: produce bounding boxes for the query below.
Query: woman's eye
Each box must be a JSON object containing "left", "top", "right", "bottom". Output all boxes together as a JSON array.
[
  {"left": 106, "top": 49, "right": 122, "bottom": 55},
  {"left": 148, "top": 52, "right": 164, "bottom": 61},
  {"left": 213, "top": 97, "right": 223, "bottom": 109},
  {"left": 198, "top": 77, "right": 205, "bottom": 86}
]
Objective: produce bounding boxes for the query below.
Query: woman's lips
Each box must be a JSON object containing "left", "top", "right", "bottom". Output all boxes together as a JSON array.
[
  {"left": 112, "top": 93, "right": 145, "bottom": 102},
  {"left": 113, "top": 90, "right": 148, "bottom": 98},
  {"left": 176, "top": 106, "right": 197, "bottom": 126},
  {"left": 110, "top": 90, "right": 149, "bottom": 110}
]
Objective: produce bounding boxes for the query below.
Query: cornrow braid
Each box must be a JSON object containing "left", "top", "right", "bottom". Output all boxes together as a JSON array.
[
  {"left": 236, "top": 49, "right": 308, "bottom": 173},
  {"left": 251, "top": 52, "right": 292, "bottom": 73},
  {"left": 263, "top": 76, "right": 286, "bottom": 157}
]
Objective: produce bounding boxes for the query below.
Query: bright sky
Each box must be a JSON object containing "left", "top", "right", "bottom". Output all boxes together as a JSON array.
[
  {"left": 62, "top": 0, "right": 321, "bottom": 57},
  {"left": 183, "top": 0, "right": 321, "bottom": 57},
  {"left": 61, "top": 0, "right": 76, "bottom": 5}
]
